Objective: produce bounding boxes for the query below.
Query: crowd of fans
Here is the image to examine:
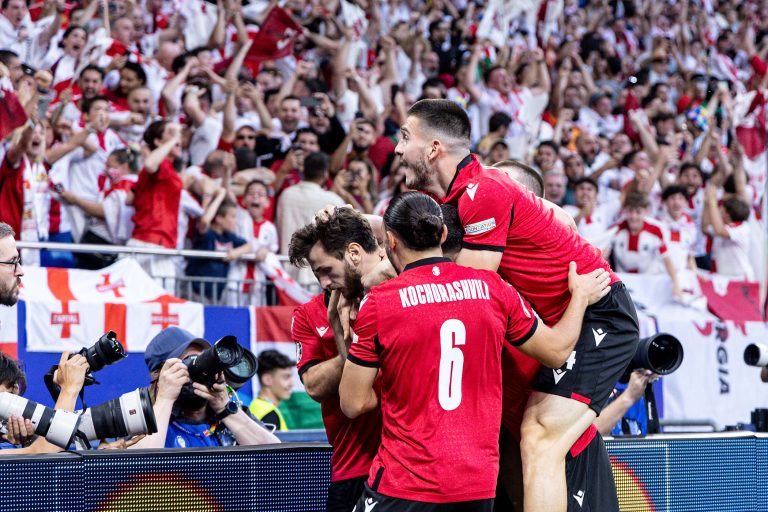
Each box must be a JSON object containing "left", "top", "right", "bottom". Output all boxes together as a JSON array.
[{"left": 0, "top": 0, "right": 766, "bottom": 306}]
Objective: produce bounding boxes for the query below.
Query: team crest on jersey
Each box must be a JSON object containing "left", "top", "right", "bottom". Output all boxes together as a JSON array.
[
  {"left": 464, "top": 217, "right": 496, "bottom": 235},
  {"left": 432, "top": 266, "right": 440, "bottom": 276},
  {"left": 295, "top": 342, "right": 302, "bottom": 363}
]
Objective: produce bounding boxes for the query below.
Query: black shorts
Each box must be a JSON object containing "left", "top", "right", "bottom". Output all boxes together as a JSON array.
[
  {"left": 353, "top": 484, "right": 494, "bottom": 512},
  {"left": 328, "top": 476, "right": 367, "bottom": 512},
  {"left": 566, "top": 432, "right": 619, "bottom": 512},
  {"left": 533, "top": 282, "right": 639, "bottom": 414}
]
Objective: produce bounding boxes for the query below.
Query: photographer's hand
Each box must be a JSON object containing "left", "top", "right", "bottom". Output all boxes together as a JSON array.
[
  {"left": 192, "top": 373, "right": 229, "bottom": 414},
  {"left": 5, "top": 416, "right": 35, "bottom": 446},
  {"left": 53, "top": 352, "right": 89, "bottom": 409},
  {"left": 156, "top": 358, "right": 188, "bottom": 401}
]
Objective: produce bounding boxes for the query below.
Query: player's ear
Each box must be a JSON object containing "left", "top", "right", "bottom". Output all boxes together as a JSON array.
[
  {"left": 385, "top": 230, "right": 397, "bottom": 251},
  {"left": 428, "top": 140, "right": 440, "bottom": 161},
  {"left": 439, "top": 224, "right": 448, "bottom": 246},
  {"left": 346, "top": 242, "right": 362, "bottom": 265}
]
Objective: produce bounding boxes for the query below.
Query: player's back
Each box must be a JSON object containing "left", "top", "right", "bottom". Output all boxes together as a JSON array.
[
  {"left": 444, "top": 154, "right": 619, "bottom": 324},
  {"left": 356, "top": 258, "right": 516, "bottom": 503}
]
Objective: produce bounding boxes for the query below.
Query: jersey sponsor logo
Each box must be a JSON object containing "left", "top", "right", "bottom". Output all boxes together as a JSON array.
[
  {"left": 315, "top": 326, "right": 329, "bottom": 337},
  {"left": 466, "top": 183, "right": 479, "bottom": 200},
  {"left": 295, "top": 341, "right": 302, "bottom": 363},
  {"left": 592, "top": 327, "right": 607, "bottom": 346},
  {"left": 398, "top": 279, "right": 490, "bottom": 308},
  {"left": 464, "top": 217, "right": 496, "bottom": 235},
  {"left": 364, "top": 498, "right": 378, "bottom": 511},
  {"left": 573, "top": 490, "right": 585, "bottom": 507}
]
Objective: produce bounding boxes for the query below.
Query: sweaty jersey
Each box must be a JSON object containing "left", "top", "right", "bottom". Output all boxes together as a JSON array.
[
  {"left": 443, "top": 154, "right": 619, "bottom": 325},
  {"left": 348, "top": 257, "right": 538, "bottom": 503},
  {"left": 294, "top": 293, "right": 382, "bottom": 482}
]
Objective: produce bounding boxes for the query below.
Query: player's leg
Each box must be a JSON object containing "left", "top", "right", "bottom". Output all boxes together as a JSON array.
[
  {"left": 520, "top": 392, "right": 596, "bottom": 512},
  {"left": 352, "top": 484, "right": 439, "bottom": 512},
  {"left": 565, "top": 431, "right": 619, "bottom": 512}
]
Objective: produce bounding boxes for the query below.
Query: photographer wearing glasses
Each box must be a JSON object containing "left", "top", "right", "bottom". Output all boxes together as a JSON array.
[{"left": 136, "top": 327, "right": 280, "bottom": 449}]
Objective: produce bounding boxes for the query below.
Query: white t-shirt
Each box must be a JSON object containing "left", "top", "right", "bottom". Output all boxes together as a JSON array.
[
  {"left": 709, "top": 222, "right": 755, "bottom": 281},
  {"left": 657, "top": 210, "right": 697, "bottom": 273},
  {"left": 611, "top": 218, "right": 668, "bottom": 274}
]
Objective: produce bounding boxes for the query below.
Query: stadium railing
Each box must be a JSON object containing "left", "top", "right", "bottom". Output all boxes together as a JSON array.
[{"left": 16, "top": 241, "right": 321, "bottom": 307}]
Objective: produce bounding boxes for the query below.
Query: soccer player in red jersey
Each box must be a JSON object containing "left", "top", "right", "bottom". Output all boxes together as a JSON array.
[
  {"left": 339, "top": 192, "right": 610, "bottom": 511},
  {"left": 288, "top": 209, "right": 388, "bottom": 511},
  {"left": 394, "top": 99, "right": 640, "bottom": 512}
]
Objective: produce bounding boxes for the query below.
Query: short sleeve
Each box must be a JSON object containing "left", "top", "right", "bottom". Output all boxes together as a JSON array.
[
  {"left": 725, "top": 224, "right": 750, "bottom": 248},
  {"left": 347, "top": 294, "right": 380, "bottom": 368},
  {"left": 292, "top": 305, "right": 324, "bottom": 377},
  {"left": 458, "top": 177, "right": 513, "bottom": 252},
  {"left": 499, "top": 279, "right": 538, "bottom": 346}
]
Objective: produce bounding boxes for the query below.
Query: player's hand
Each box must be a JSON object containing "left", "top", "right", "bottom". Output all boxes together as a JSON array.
[
  {"left": 156, "top": 358, "right": 189, "bottom": 401},
  {"left": 567, "top": 261, "right": 611, "bottom": 305},
  {"left": 314, "top": 204, "right": 353, "bottom": 224},
  {"left": 5, "top": 416, "right": 35, "bottom": 446},
  {"left": 327, "top": 290, "right": 350, "bottom": 349}
]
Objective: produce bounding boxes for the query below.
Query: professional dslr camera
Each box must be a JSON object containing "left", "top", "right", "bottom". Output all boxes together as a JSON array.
[
  {"left": 620, "top": 333, "right": 684, "bottom": 383},
  {"left": 182, "top": 335, "right": 258, "bottom": 387},
  {"left": 744, "top": 343, "right": 768, "bottom": 368}
]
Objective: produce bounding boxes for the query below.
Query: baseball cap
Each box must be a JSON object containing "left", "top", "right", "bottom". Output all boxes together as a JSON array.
[{"left": 144, "top": 327, "right": 211, "bottom": 372}]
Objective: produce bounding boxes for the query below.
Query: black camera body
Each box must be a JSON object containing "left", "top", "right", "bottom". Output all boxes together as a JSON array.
[
  {"left": 72, "top": 331, "right": 127, "bottom": 386},
  {"left": 620, "top": 333, "right": 684, "bottom": 383}
]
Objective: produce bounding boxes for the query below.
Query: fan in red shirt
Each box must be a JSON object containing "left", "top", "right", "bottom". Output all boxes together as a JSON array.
[
  {"left": 394, "top": 100, "right": 639, "bottom": 512},
  {"left": 338, "top": 192, "right": 610, "bottom": 511}
]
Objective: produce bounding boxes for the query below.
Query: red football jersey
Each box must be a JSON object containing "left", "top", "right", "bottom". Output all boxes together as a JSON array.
[
  {"left": 293, "top": 293, "right": 382, "bottom": 482},
  {"left": 348, "top": 258, "right": 538, "bottom": 503},
  {"left": 131, "top": 159, "right": 182, "bottom": 249},
  {"left": 443, "top": 154, "right": 619, "bottom": 325}
]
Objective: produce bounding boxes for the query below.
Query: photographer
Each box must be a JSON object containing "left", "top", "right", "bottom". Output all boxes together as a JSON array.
[
  {"left": 0, "top": 351, "right": 89, "bottom": 454},
  {"left": 135, "top": 327, "right": 279, "bottom": 449},
  {"left": 595, "top": 370, "right": 658, "bottom": 436}
]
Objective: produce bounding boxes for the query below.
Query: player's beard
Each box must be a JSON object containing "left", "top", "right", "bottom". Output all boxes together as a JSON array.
[
  {"left": 341, "top": 260, "right": 365, "bottom": 301},
  {"left": 0, "top": 277, "right": 20, "bottom": 306},
  {"left": 403, "top": 150, "right": 432, "bottom": 191}
]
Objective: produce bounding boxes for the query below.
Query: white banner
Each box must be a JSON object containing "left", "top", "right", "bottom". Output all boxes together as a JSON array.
[{"left": 658, "top": 319, "right": 768, "bottom": 430}]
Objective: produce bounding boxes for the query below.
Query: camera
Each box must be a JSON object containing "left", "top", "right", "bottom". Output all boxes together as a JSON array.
[
  {"left": 75, "top": 331, "right": 126, "bottom": 385},
  {"left": 0, "top": 388, "right": 157, "bottom": 449},
  {"left": 620, "top": 333, "right": 684, "bottom": 383},
  {"left": 223, "top": 347, "right": 258, "bottom": 389},
  {"left": 183, "top": 336, "right": 245, "bottom": 385},
  {"left": 744, "top": 343, "right": 768, "bottom": 367}
]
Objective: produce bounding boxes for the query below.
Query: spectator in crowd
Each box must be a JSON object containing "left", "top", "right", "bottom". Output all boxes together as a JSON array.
[
  {"left": 250, "top": 350, "right": 295, "bottom": 432},
  {"left": 186, "top": 188, "right": 253, "bottom": 302},
  {"left": 543, "top": 171, "right": 567, "bottom": 206},
  {"left": 138, "top": 327, "right": 279, "bottom": 448},
  {"left": 564, "top": 177, "right": 621, "bottom": 249},
  {"left": 703, "top": 184, "right": 755, "bottom": 280},
  {"left": 476, "top": 112, "right": 512, "bottom": 159},
  {"left": 332, "top": 157, "right": 378, "bottom": 214},
  {"left": 658, "top": 185, "right": 698, "bottom": 275},
  {"left": 277, "top": 151, "right": 344, "bottom": 255},
  {"left": 609, "top": 192, "right": 683, "bottom": 300}
]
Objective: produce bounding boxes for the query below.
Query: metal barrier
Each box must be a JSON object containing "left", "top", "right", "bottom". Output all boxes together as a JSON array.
[{"left": 17, "top": 241, "right": 321, "bottom": 306}]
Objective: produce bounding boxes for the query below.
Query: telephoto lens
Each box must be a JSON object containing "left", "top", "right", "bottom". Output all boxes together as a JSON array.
[
  {"left": 0, "top": 392, "right": 80, "bottom": 449},
  {"left": 620, "top": 333, "right": 684, "bottom": 383},
  {"left": 223, "top": 348, "right": 258, "bottom": 389},
  {"left": 184, "top": 336, "right": 244, "bottom": 384},
  {"left": 744, "top": 343, "right": 768, "bottom": 367},
  {"left": 77, "top": 388, "right": 158, "bottom": 441},
  {"left": 77, "top": 331, "right": 126, "bottom": 373}
]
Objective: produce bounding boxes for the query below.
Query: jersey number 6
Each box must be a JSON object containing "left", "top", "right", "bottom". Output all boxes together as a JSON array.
[{"left": 438, "top": 319, "right": 466, "bottom": 411}]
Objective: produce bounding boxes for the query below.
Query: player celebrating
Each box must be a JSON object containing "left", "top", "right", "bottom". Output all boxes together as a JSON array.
[
  {"left": 394, "top": 99, "right": 639, "bottom": 512},
  {"left": 339, "top": 192, "right": 610, "bottom": 511}
]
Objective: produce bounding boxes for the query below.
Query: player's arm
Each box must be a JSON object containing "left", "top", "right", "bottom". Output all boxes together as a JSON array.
[
  {"left": 294, "top": 303, "right": 344, "bottom": 402},
  {"left": 513, "top": 262, "right": 611, "bottom": 368},
  {"left": 454, "top": 177, "right": 513, "bottom": 271},
  {"left": 339, "top": 295, "right": 380, "bottom": 419},
  {"left": 339, "top": 362, "right": 378, "bottom": 419}
]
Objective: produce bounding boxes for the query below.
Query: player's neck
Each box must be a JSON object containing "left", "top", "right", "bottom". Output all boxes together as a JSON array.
[
  {"left": 436, "top": 151, "right": 472, "bottom": 198},
  {"left": 398, "top": 248, "right": 444, "bottom": 271}
]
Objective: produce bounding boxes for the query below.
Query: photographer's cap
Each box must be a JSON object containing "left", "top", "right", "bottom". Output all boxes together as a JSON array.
[{"left": 144, "top": 327, "right": 210, "bottom": 372}]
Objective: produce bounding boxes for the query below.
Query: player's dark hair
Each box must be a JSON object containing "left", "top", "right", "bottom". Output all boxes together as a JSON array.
[
  {"left": 407, "top": 99, "right": 471, "bottom": 148},
  {"left": 623, "top": 191, "right": 650, "bottom": 209},
  {"left": 303, "top": 152, "right": 329, "bottom": 182},
  {"left": 81, "top": 95, "right": 109, "bottom": 114},
  {"left": 0, "top": 352, "right": 26, "bottom": 395},
  {"left": 723, "top": 196, "right": 750, "bottom": 222},
  {"left": 493, "top": 160, "right": 544, "bottom": 197},
  {"left": 661, "top": 185, "right": 687, "bottom": 201},
  {"left": 289, "top": 208, "right": 378, "bottom": 266},
  {"left": 256, "top": 350, "right": 295, "bottom": 382},
  {"left": 384, "top": 191, "right": 444, "bottom": 251},
  {"left": 440, "top": 203, "right": 463, "bottom": 256}
]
